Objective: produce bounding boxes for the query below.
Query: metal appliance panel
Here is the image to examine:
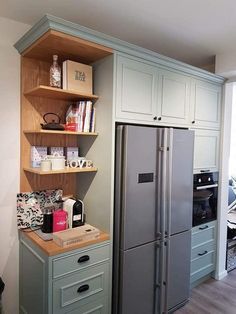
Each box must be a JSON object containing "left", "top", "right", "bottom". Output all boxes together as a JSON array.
[
  {"left": 167, "top": 128, "right": 194, "bottom": 235},
  {"left": 119, "top": 241, "right": 158, "bottom": 314},
  {"left": 120, "top": 125, "right": 158, "bottom": 250},
  {"left": 167, "top": 230, "right": 191, "bottom": 311}
]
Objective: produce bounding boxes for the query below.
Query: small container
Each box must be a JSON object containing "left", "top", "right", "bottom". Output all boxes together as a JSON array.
[
  {"left": 53, "top": 209, "right": 68, "bottom": 233},
  {"left": 41, "top": 207, "right": 53, "bottom": 233},
  {"left": 50, "top": 55, "right": 61, "bottom": 88}
]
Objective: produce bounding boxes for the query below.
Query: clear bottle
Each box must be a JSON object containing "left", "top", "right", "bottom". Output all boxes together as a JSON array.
[{"left": 50, "top": 55, "right": 61, "bottom": 88}]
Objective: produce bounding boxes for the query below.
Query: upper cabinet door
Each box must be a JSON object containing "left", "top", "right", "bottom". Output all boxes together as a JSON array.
[
  {"left": 157, "top": 69, "right": 191, "bottom": 125},
  {"left": 115, "top": 55, "right": 158, "bottom": 122},
  {"left": 190, "top": 79, "right": 222, "bottom": 129},
  {"left": 192, "top": 128, "right": 220, "bottom": 174}
]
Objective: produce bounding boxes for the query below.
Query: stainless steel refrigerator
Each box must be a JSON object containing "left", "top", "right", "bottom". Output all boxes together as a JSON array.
[{"left": 113, "top": 125, "right": 194, "bottom": 314}]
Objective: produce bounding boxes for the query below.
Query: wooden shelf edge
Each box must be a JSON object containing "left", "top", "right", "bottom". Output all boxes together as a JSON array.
[
  {"left": 23, "top": 129, "right": 98, "bottom": 136},
  {"left": 23, "top": 167, "right": 98, "bottom": 175},
  {"left": 22, "top": 229, "right": 110, "bottom": 256},
  {"left": 24, "top": 85, "right": 99, "bottom": 100}
]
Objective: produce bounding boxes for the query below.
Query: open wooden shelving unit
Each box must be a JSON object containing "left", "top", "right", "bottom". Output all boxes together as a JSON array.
[{"left": 20, "top": 29, "right": 113, "bottom": 195}]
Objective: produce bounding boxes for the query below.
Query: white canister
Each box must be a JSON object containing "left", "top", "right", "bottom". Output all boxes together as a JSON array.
[
  {"left": 40, "top": 159, "right": 52, "bottom": 172},
  {"left": 47, "top": 155, "right": 65, "bottom": 171}
]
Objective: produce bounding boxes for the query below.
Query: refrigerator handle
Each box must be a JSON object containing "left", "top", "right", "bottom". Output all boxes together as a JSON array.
[
  {"left": 160, "top": 128, "right": 168, "bottom": 241},
  {"left": 158, "top": 240, "right": 166, "bottom": 314},
  {"left": 157, "top": 129, "right": 163, "bottom": 239},
  {"left": 163, "top": 239, "right": 170, "bottom": 314},
  {"left": 166, "top": 128, "right": 173, "bottom": 237}
]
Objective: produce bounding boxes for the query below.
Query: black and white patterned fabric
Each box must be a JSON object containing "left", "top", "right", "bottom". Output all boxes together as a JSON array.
[{"left": 16, "top": 189, "right": 63, "bottom": 229}]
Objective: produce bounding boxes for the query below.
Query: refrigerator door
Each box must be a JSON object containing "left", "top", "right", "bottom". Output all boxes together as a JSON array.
[
  {"left": 166, "top": 128, "right": 194, "bottom": 236},
  {"left": 119, "top": 241, "right": 160, "bottom": 314},
  {"left": 166, "top": 230, "right": 191, "bottom": 312},
  {"left": 117, "top": 125, "right": 159, "bottom": 250}
]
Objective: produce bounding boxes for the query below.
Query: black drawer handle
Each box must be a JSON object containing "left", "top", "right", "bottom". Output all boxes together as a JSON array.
[
  {"left": 198, "top": 250, "right": 208, "bottom": 256},
  {"left": 78, "top": 255, "right": 90, "bottom": 263},
  {"left": 77, "top": 284, "right": 89, "bottom": 293},
  {"left": 200, "top": 169, "right": 210, "bottom": 173},
  {"left": 199, "top": 225, "right": 209, "bottom": 230}
]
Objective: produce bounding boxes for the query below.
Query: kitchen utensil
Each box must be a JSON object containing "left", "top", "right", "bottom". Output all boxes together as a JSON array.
[{"left": 40, "top": 112, "right": 65, "bottom": 130}]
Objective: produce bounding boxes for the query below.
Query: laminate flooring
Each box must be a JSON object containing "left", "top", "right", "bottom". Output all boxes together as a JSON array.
[{"left": 175, "top": 270, "right": 236, "bottom": 314}]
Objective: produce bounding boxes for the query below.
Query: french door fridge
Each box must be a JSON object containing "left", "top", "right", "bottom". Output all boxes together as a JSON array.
[{"left": 113, "top": 125, "right": 194, "bottom": 314}]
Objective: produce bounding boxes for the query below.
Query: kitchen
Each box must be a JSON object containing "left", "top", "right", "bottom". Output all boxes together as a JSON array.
[{"left": 0, "top": 3, "right": 233, "bottom": 314}]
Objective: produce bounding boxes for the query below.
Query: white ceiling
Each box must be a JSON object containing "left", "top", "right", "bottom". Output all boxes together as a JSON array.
[{"left": 1, "top": 0, "right": 236, "bottom": 68}]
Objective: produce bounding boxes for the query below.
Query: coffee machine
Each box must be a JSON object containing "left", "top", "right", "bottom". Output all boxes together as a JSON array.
[{"left": 63, "top": 199, "right": 85, "bottom": 228}]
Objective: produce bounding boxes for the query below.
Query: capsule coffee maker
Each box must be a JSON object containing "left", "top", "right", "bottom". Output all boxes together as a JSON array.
[{"left": 63, "top": 198, "right": 85, "bottom": 228}]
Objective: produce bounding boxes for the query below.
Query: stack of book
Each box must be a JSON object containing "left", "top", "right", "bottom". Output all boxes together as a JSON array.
[{"left": 66, "top": 101, "right": 96, "bottom": 133}]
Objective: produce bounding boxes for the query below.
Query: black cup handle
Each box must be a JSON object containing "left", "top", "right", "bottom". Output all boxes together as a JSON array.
[
  {"left": 198, "top": 250, "right": 208, "bottom": 256},
  {"left": 199, "top": 225, "right": 208, "bottom": 230},
  {"left": 78, "top": 255, "right": 90, "bottom": 263},
  {"left": 77, "top": 284, "right": 89, "bottom": 293}
]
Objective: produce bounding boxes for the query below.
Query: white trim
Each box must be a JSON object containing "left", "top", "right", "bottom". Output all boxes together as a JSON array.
[
  {"left": 215, "top": 82, "right": 234, "bottom": 280},
  {"left": 214, "top": 270, "right": 228, "bottom": 280}
]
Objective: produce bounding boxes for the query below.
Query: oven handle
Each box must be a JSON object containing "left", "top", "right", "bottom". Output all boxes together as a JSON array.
[{"left": 196, "top": 183, "right": 218, "bottom": 190}]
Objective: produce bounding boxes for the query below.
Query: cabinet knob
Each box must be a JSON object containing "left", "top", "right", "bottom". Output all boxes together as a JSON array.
[
  {"left": 78, "top": 255, "right": 90, "bottom": 263},
  {"left": 192, "top": 120, "right": 195, "bottom": 124},
  {"left": 153, "top": 116, "right": 157, "bottom": 120},
  {"left": 77, "top": 284, "right": 89, "bottom": 293},
  {"left": 158, "top": 117, "right": 162, "bottom": 121}
]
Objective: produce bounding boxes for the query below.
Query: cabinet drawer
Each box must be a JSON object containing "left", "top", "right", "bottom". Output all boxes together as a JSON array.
[
  {"left": 53, "top": 263, "right": 109, "bottom": 314},
  {"left": 53, "top": 244, "right": 110, "bottom": 278},
  {"left": 190, "top": 250, "right": 215, "bottom": 283},
  {"left": 191, "top": 240, "right": 215, "bottom": 261},
  {"left": 191, "top": 250, "right": 215, "bottom": 274},
  {"left": 192, "top": 221, "right": 216, "bottom": 247}
]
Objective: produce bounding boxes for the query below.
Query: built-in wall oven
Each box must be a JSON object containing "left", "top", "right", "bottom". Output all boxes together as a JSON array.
[{"left": 193, "top": 172, "right": 218, "bottom": 227}]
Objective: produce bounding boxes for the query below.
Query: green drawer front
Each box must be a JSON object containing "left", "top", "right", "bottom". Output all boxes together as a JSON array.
[
  {"left": 53, "top": 244, "right": 110, "bottom": 278},
  {"left": 192, "top": 221, "right": 216, "bottom": 247},
  {"left": 53, "top": 263, "right": 109, "bottom": 314},
  {"left": 67, "top": 298, "right": 108, "bottom": 314},
  {"left": 191, "top": 240, "right": 216, "bottom": 261},
  {"left": 191, "top": 249, "right": 215, "bottom": 273},
  {"left": 190, "top": 262, "right": 215, "bottom": 284}
]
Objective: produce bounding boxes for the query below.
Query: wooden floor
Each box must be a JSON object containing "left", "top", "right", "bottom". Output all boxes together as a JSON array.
[{"left": 175, "top": 270, "right": 236, "bottom": 314}]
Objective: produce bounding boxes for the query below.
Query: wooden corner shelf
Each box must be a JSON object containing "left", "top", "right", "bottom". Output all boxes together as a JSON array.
[
  {"left": 23, "top": 167, "right": 98, "bottom": 175},
  {"left": 23, "top": 129, "right": 98, "bottom": 136},
  {"left": 24, "top": 85, "right": 99, "bottom": 101}
]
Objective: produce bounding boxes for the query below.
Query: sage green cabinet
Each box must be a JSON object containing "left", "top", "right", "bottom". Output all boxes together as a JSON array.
[
  {"left": 19, "top": 232, "right": 110, "bottom": 314},
  {"left": 115, "top": 54, "right": 222, "bottom": 130},
  {"left": 115, "top": 54, "right": 158, "bottom": 122},
  {"left": 191, "top": 220, "right": 217, "bottom": 287},
  {"left": 157, "top": 68, "right": 191, "bottom": 125},
  {"left": 190, "top": 79, "right": 222, "bottom": 129},
  {"left": 193, "top": 128, "right": 220, "bottom": 173}
]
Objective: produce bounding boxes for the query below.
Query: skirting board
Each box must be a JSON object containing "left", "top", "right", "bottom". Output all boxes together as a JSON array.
[{"left": 213, "top": 269, "right": 228, "bottom": 280}]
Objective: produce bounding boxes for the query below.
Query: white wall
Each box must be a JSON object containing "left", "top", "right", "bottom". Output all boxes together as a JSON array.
[{"left": 0, "top": 17, "right": 30, "bottom": 314}]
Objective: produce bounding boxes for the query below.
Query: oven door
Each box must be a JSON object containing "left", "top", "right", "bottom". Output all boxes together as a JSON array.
[{"left": 193, "top": 186, "right": 217, "bottom": 227}]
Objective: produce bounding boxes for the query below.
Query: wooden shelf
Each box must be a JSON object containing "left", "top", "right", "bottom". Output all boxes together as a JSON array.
[
  {"left": 24, "top": 85, "right": 99, "bottom": 101},
  {"left": 22, "top": 29, "right": 113, "bottom": 64},
  {"left": 24, "top": 129, "right": 98, "bottom": 136},
  {"left": 24, "top": 167, "right": 98, "bottom": 175}
]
